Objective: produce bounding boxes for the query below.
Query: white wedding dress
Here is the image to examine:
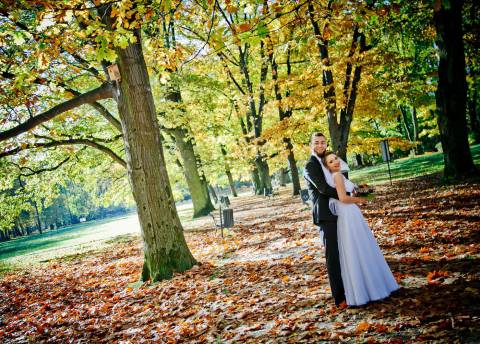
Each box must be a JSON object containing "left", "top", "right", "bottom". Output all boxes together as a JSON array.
[{"left": 330, "top": 172, "right": 399, "bottom": 306}]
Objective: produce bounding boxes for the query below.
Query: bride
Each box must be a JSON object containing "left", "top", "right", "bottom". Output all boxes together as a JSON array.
[{"left": 321, "top": 151, "right": 399, "bottom": 306}]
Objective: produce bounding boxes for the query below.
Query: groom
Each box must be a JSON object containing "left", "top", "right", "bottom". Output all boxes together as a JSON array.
[{"left": 304, "top": 132, "right": 346, "bottom": 306}]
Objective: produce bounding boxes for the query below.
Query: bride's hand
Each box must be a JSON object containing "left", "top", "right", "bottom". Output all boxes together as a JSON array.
[{"left": 356, "top": 197, "right": 368, "bottom": 204}]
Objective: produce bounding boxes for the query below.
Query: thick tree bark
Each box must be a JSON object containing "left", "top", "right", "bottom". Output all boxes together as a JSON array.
[
  {"left": 115, "top": 29, "right": 196, "bottom": 281},
  {"left": 172, "top": 127, "right": 214, "bottom": 217},
  {"left": 434, "top": 1, "right": 477, "bottom": 178}
]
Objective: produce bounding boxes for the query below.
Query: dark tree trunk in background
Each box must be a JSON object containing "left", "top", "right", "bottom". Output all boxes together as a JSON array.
[
  {"left": 0, "top": 230, "right": 9, "bottom": 242},
  {"left": 208, "top": 185, "right": 218, "bottom": 204},
  {"left": 114, "top": 29, "right": 196, "bottom": 282},
  {"left": 355, "top": 154, "right": 364, "bottom": 167},
  {"left": 285, "top": 139, "right": 301, "bottom": 195},
  {"left": 172, "top": 127, "right": 214, "bottom": 217},
  {"left": 268, "top": 40, "right": 301, "bottom": 196},
  {"left": 32, "top": 201, "right": 42, "bottom": 234},
  {"left": 159, "top": 15, "right": 214, "bottom": 218},
  {"left": 279, "top": 168, "right": 287, "bottom": 186},
  {"left": 400, "top": 106, "right": 413, "bottom": 140},
  {"left": 469, "top": 87, "right": 480, "bottom": 144},
  {"left": 255, "top": 156, "right": 272, "bottom": 194},
  {"left": 434, "top": 0, "right": 477, "bottom": 178},
  {"left": 251, "top": 168, "right": 261, "bottom": 194},
  {"left": 220, "top": 145, "right": 238, "bottom": 197},
  {"left": 411, "top": 106, "right": 423, "bottom": 154}
]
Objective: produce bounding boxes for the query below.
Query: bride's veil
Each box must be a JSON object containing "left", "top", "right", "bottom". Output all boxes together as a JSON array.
[
  {"left": 319, "top": 155, "right": 349, "bottom": 188},
  {"left": 318, "top": 155, "right": 350, "bottom": 216}
]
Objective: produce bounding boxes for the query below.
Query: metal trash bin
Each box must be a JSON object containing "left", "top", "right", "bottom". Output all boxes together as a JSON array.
[{"left": 222, "top": 208, "right": 234, "bottom": 228}]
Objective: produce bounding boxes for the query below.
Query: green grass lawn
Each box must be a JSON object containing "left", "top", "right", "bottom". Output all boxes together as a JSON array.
[
  {"left": 349, "top": 144, "right": 480, "bottom": 185},
  {"left": 0, "top": 204, "right": 198, "bottom": 270},
  {"left": 0, "top": 214, "right": 141, "bottom": 266}
]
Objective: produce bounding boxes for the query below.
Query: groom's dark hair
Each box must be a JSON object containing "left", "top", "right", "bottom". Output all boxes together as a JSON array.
[{"left": 310, "top": 132, "right": 325, "bottom": 144}]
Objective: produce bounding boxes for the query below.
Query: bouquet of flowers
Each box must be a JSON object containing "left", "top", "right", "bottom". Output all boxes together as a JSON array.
[{"left": 355, "top": 183, "right": 375, "bottom": 200}]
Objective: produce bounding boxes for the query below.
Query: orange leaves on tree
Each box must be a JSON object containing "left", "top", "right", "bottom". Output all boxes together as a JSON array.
[
  {"left": 238, "top": 23, "right": 251, "bottom": 33},
  {"left": 227, "top": 5, "right": 238, "bottom": 13}
]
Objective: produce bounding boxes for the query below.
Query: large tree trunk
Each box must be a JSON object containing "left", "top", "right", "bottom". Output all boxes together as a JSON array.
[
  {"left": 115, "top": 29, "right": 196, "bottom": 281},
  {"left": 255, "top": 155, "right": 272, "bottom": 195},
  {"left": 251, "top": 167, "right": 261, "bottom": 194},
  {"left": 163, "top": 75, "right": 214, "bottom": 217},
  {"left": 434, "top": 1, "right": 477, "bottom": 178},
  {"left": 172, "top": 127, "right": 214, "bottom": 217}
]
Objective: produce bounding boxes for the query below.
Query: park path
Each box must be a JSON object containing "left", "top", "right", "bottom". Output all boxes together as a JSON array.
[{"left": 1, "top": 174, "right": 479, "bottom": 343}]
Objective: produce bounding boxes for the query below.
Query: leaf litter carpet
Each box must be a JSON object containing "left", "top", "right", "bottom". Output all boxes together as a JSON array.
[{"left": 1, "top": 174, "right": 479, "bottom": 343}]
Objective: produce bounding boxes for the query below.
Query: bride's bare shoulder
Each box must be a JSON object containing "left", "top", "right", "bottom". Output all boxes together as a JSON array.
[{"left": 332, "top": 172, "right": 344, "bottom": 181}]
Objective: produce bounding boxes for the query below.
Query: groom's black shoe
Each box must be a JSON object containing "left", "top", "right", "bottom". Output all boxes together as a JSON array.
[
  {"left": 335, "top": 299, "right": 346, "bottom": 307},
  {"left": 335, "top": 300, "right": 348, "bottom": 309}
]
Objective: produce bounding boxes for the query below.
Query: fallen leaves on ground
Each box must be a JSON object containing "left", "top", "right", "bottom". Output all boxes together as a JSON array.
[{"left": 1, "top": 174, "right": 479, "bottom": 343}]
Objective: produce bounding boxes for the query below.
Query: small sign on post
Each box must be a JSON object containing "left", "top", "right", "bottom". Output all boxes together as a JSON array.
[
  {"left": 379, "top": 139, "right": 393, "bottom": 185},
  {"left": 107, "top": 64, "right": 121, "bottom": 81}
]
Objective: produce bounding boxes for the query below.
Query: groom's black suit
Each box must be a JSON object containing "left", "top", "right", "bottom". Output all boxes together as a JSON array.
[{"left": 304, "top": 155, "right": 346, "bottom": 305}]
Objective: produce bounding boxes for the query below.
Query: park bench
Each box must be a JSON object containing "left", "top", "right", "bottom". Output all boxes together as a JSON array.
[{"left": 209, "top": 197, "right": 234, "bottom": 237}]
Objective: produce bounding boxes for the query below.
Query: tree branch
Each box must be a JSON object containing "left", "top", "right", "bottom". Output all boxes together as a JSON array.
[
  {"left": 0, "top": 138, "right": 126, "bottom": 167},
  {"left": 1, "top": 71, "right": 121, "bottom": 131},
  {"left": 12, "top": 156, "right": 71, "bottom": 177},
  {"left": 0, "top": 83, "right": 114, "bottom": 142}
]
